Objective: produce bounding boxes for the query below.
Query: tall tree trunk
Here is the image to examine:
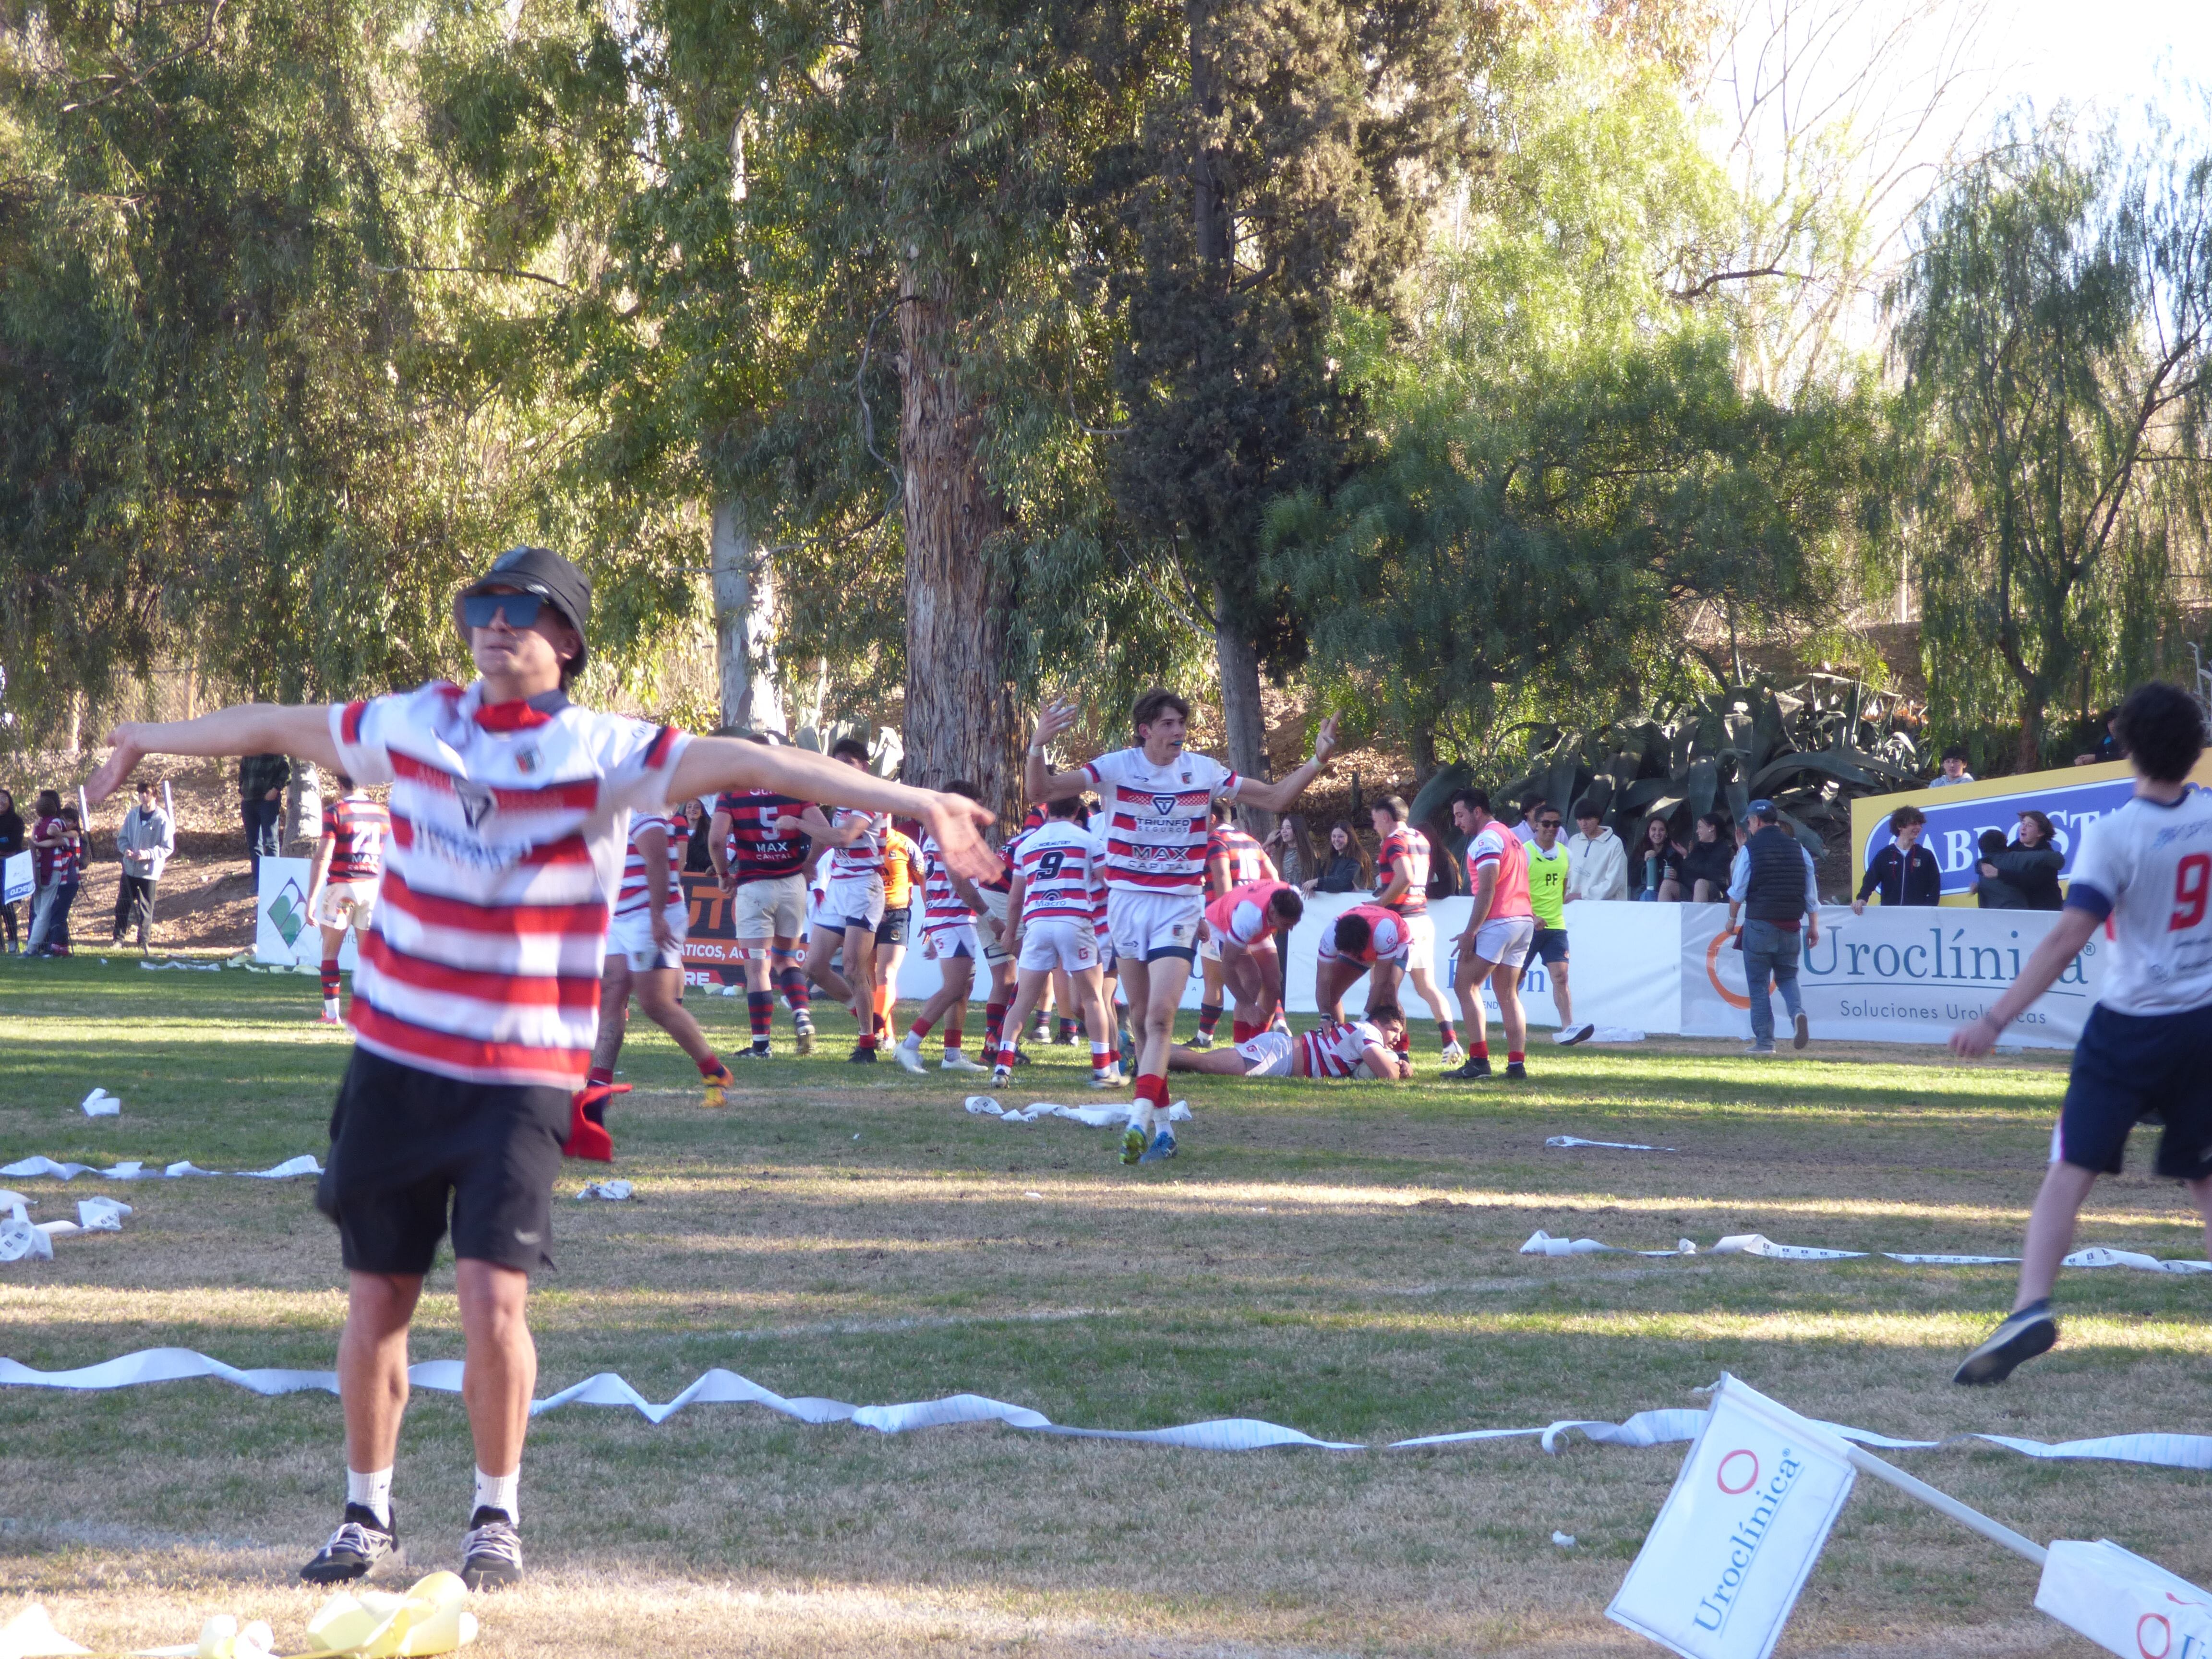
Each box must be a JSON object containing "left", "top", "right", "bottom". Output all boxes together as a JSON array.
[
  {"left": 898, "top": 269, "right": 1021, "bottom": 827},
  {"left": 2015, "top": 696, "right": 2044, "bottom": 773},
  {"left": 710, "top": 499, "right": 786, "bottom": 736},
  {"left": 1213, "top": 585, "right": 1274, "bottom": 836}
]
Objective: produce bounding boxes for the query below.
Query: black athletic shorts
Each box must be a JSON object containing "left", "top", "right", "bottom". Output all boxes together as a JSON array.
[
  {"left": 316, "top": 1046, "right": 568, "bottom": 1275},
  {"left": 2056, "top": 1003, "right": 2212, "bottom": 1180},
  {"left": 876, "top": 905, "right": 911, "bottom": 946},
  {"left": 1524, "top": 926, "right": 1569, "bottom": 968}
]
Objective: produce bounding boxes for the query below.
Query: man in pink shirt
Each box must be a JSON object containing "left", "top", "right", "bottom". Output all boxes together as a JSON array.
[
  {"left": 1448, "top": 787, "right": 1535, "bottom": 1081},
  {"left": 1201, "top": 878, "right": 1303, "bottom": 1042}
]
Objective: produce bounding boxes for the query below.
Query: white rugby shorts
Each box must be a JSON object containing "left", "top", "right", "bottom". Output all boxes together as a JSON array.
[
  {"left": 1106, "top": 889, "right": 1202, "bottom": 963},
  {"left": 926, "top": 922, "right": 980, "bottom": 961},
  {"left": 1398, "top": 912, "right": 1435, "bottom": 972},
  {"left": 1235, "top": 1029, "right": 1295, "bottom": 1078},
  {"left": 976, "top": 888, "right": 1014, "bottom": 966},
  {"left": 824, "top": 873, "right": 885, "bottom": 933},
  {"left": 1473, "top": 914, "right": 1537, "bottom": 967},
  {"left": 733, "top": 873, "right": 807, "bottom": 941},
  {"left": 1017, "top": 917, "right": 1100, "bottom": 974},
  {"left": 609, "top": 904, "right": 686, "bottom": 973},
  {"left": 313, "top": 879, "right": 378, "bottom": 932}
]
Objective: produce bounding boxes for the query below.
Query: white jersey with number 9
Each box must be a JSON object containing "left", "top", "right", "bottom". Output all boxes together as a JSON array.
[{"left": 2065, "top": 788, "right": 2212, "bottom": 1016}]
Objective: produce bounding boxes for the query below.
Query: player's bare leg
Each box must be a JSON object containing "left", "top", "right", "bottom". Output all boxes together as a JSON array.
[
  {"left": 1402, "top": 960, "right": 1458, "bottom": 1060},
  {"left": 840, "top": 923, "right": 878, "bottom": 1059},
  {"left": 1167, "top": 1044, "right": 1257, "bottom": 1075},
  {"left": 1195, "top": 950, "right": 1229, "bottom": 1047},
  {"left": 897, "top": 950, "right": 979, "bottom": 1072},
  {"left": 1071, "top": 964, "right": 1118, "bottom": 1083},
  {"left": 1489, "top": 957, "right": 1528, "bottom": 1077},
  {"left": 992, "top": 966, "right": 1055, "bottom": 1083},
  {"left": 876, "top": 937, "right": 906, "bottom": 1046},
  {"left": 1315, "top": 957, "right": 1368, "bottom": 1025},
  {"left": 806, "top": 927, "right": 852, "bottom": 1011},
  {"left": 316, "top": 919, "right": 350, "bottom": 1023},
  {"left": 631, "top": 965, "right": 722, "bottom": 1070}
]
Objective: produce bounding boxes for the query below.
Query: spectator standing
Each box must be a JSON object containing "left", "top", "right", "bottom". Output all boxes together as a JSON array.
[
  {"left": 1564, "top": 801, "right": 1628, "bottom": 901},
  {"left": 1633, "top": 815, "right": 1684, "bottom": 902},
  {"left": 24, "top": 789, "right": 65, "bottom": 954},
  {"left": 32, "top": 805, "right": 85, "bottom": 956},
  {"left": 1726, "top": 800, "right": 1821, "bottom": 1056},
  {"left": 681, "top": 798, "right": 714, "bottom": 873},
  {"left": 1513, "top": 793, "right": 1547, "bottom": 844},
  {"left": 1678, "top": 813, "right": 1734, "bottom": 902},
  {"left": 1522, "top": 805, "right": 1593, "bottom": 1045},
  {"left": 240, "top": 751, "right": 291, "bottom": 886},
  {"left": 1853, "top": 805, "right": 1942, "bottom": 912},
  {"left": 113, "top": 779, "right": 176, "bottom": 949},
  {"left": 1929, "top": 746, "right": 1975, "bottom": 788},
  {"left": 1984, "top": 811, "right": 2066, "bottom": 910},
  {"left": 1973, "top": 830, "right": 2023, "bottom": 908},
  {"left": 0, "top": 788, "right": 23, "bottom": 953},
  {"left": 1302, "top": 821, "right": 1370, "bottom": 894}
]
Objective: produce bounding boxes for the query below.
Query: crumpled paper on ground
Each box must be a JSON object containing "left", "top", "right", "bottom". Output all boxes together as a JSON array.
[
  {"left": 2, "top": 1572, "right": 476, "bottom": 1659},
  {"left": 1543, "top": 1136, "right": 1674, "bottom": 1152},
  {"left": 0, "top": 1156, "right": 321, "bottom": 1182},
  {"left": 577, "top": 1180, "right": 633, "bottom": 1201},
  {"left": 80, "top": 1089, "right": 120, "bottom": 1118},
  {"left": 0, "top": 1599, "right": 88, "bottom": 1656},
  {"left": 963, "top": 1095, "right": 1191, "bottom": 1128},
  {"left": 1520, "top": 1229, "right": 1696, "bottom": 1259}
]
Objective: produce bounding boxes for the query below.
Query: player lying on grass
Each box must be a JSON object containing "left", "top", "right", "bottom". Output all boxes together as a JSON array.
[
  {"left": 1948, "top": 679, "right": 2212, "bottom": 1385},
  {"left": 84, "top": 545, "right": 996, "bottom": 1597},
  {"left": 1167, "top": 1003, "right": 1412, "bottom": 1080},
  {"left": 1202, "top": 878, "right": 1303, "bottom": 1042}
]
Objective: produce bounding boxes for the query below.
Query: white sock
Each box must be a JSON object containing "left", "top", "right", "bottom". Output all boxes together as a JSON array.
[
  {"left": 473, "top": 1467, "right": 518, "bottom": 1524},
  {"left": 346, "top": 1467, "right": 393, "bottom": 1528},
  {"left": 323, "top": 997, "right": 340, "bottom": 1017}
]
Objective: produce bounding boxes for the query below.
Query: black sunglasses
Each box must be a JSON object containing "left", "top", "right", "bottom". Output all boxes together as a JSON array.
[
  {"left": 1538, "top": 817, "right": 1563, "bottom": 828},
  {"left": 461, "top": 591, "right": 547, "bottom": 630}
]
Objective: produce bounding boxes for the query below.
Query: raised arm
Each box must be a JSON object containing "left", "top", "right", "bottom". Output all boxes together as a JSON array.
[
  {"left": 1023, "top": 698, "right": 1094, "bottom": 805},
  {"left": 1230, "top": 717, "right": 1339, "bottom": 815},
  {"left": 90, "top": 706, "right": 340, "bottom": 805},
  {"left": 668, "top": 738, "right": 995, "bottom": 881}
]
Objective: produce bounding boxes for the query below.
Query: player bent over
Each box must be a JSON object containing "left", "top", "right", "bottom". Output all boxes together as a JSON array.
[
  {"left": 1170, "top": 1003, "right": 1411, "bottom": 1081},
  {"left": 1447, "top": 788, "right": 1535, "bottom": 1081},
  {"left": 305, "top": 775, "right": 388, "bottom": 1024},
  {"left": 1314, "top": 903, "right": 1412, "bottom": 1023},
  {"left": 894, "top": 782, "right": 993, "bottom": 1073},
  {"left": 569, "top": 807, "right": 736, "bottom": 1161},
  {"left": 1949, "top": 682, "right": 2212, "bottom": 1384},
  {"left": 1192, "top": 800, "right": 1276, "bottom": 1047},
  {"left": 84, "top": 546, "right": 996, "bottom": 1595},
  {"left": 1027, "top": 689, "right": 1336, "bottom": 1166},
  {"left": 993, "top": 796, "right": 1119, "bottom": 1088},
  {"left": 1202, "top": 878, "right": 1303, "bottom": 1043}
]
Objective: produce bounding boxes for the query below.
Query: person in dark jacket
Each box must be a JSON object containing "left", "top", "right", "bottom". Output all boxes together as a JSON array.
[
  {"left": 1301, "top": 821, "right": 1371, "bottom": 895},
  {"left": 240, "top": 751, "right": 291, "bottom": 886},
  {"left": 1726, "top": 800, "right": 1822, "bottom": 1054},
  {"left": 0, "top": 788, "right": 23, "bottom": 952},
  {"left": 1853, "top": 805, "right": 1943, "bottom": 911},
  {"left": 1985, "top": 810, "right": 2066, "bottom": 910},
  {"left": 1973, "top": 830, "right": 2023, "bottom": 908},
  {"left": 1678, "top": 813, "right": 1735, "bottom": 901}
]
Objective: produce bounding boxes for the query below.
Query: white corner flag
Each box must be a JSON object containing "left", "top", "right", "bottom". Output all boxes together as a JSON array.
[
  {"left": 1608, "top": 1374, "right": 1858, "bottom": 1659},
  {"left": 2037, "top": 1539, "right": 2212, "bottom": 1658}
]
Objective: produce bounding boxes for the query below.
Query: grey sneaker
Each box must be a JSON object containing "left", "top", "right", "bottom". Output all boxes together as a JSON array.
[
  {"left": 459, "top": 1506, "right": 524, "bottom": 1591},
  {"left": 1792, "top": 1012, "right": 1810, "bottom": 1050},
  {"left": 1954, "top": 1307, "right": 2058, "bottom": 1385},
  {"left": 300, "top": 1504, "right": 404, "bottom": 1585},
  {"left": 1744, "top": 1042, "right": 1777, "bottom": 1056}
]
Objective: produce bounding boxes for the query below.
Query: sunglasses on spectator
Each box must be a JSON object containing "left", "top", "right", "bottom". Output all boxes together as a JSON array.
[
  {"left": 1538, "top": 817, "right": 1563, "bottom": 828},
  {"left": 461, "top": 591, "right": 547, "bottom": 629}
]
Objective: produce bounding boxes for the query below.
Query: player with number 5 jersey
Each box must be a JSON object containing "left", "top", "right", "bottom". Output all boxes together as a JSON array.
[{"left": 1948, "top": 681, "right": 2212, "bottom": 1387}]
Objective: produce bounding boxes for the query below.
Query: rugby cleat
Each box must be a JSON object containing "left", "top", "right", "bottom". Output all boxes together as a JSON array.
[
  {"left": 316, "top": 1009, "right": 344, "bottom": 1026},
  {"left": 1120, "top": 1125, "right": 1147, "bottom": 1166},
  {"left": 893, "top": 1036, "right": 927, "bottom": 1074},
  {"left": 941, "top": 1052, "right": 987, "bottom": 1072},
  {"left": 1448, "top": 1054, "right": 1491, "bottom": 1081},
  {"left": 1089, "top": 1067, "right": 1124, "bottom": 1089},
  {"left": 458, "top": 1507, "right": 523, "bottom": 1592},
  {"left": 1188, "top": 1032, "right": 1216, "bottom": 1051},
  {"left": 700, "top": 1062, "right": 735, "bottom": 1108},
  {"left": 990, "top": 1064, "right": 1012, "bottom": 1086},
  {"left": 300, "top": 1505, "right": 404, "bottom": 1585},
  {"left": 1503, "top": 1060, "right": 1527, "bottom": 1081},
  {"left": 1440, "top": 1040, "right": 1467, "bottom": 1066},
  {"left": 1137, "top": 1129, "right": 1178, "bottom": 1165},
  {"left": 847, "top": 1045, "right": 878, "bottom": 1064},
  {"left": 1953, "top": 1306, "right": 2057, "bottom": 1385},
  {"left": 793, "top": 1013, "right": 815, "bottom": 1056}
]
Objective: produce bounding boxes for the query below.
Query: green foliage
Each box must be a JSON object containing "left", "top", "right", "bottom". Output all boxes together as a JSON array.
[{"left": 1890, "top": 115, "right": 2212, "bottom": 771}]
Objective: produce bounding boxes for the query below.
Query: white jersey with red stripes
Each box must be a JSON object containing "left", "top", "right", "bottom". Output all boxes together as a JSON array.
[
  {"left": 1298, "top": 1019, "right": 1387, "bottom": 1078},
  {"left": 827, "top": 807, "right": 886, "bottom": 879},
  {"left": 615, "top": 811, "right": 688, "bottom": 917},
  {"left": 1204, "top": 878, "right": 1294, "bottom": 950},
  {"left": 327, "top": 681, "right": 688, "bottom": 1089},
  {"left": 1082, "top": 746, "right": 1240, "bottom": 895},
  {"left": 920, "top": 833, "right": 976, "bottom": 934},
  {"left": 1014, "top": 819, "right": 1106, "bottom": 924}
]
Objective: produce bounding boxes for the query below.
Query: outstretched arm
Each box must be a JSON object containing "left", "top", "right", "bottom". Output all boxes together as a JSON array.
[
  {"left": 668, "top": 738, "right": 996, "bottom": 882},
  {"left": 1023, "top": 698, "right": 1094, "bottom": 805},
  {"left": 90, "top": 707, "right": 339, "bottom": 805},
  {"left": 1229, "top": 717, "right": 1340, "bottom": 814}
]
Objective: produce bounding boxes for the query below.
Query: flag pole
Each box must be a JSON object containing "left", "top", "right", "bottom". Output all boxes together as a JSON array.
[{"left": 1844, "top": 1445, "right": 2046, "bottom": 1564}]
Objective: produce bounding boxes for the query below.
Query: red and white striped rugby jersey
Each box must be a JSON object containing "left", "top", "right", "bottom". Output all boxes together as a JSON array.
[
  {"left": 1205, "top": 824, "right": 1275, "bottom": 893},
  {"left": 323, "top": 794, "right": 390, "bottom": 882},
  {"left": 1317, "top": 902, "right": 1408, "bottom": 965},
  {"left": 328, "top": 682, "right": 688, "bottom": 1089},
  {"left": 1081, "top": 747, "right": 1240, "bottom": 896},
  {"left": 615, "top": 811, "right": 688, "bottom": 916},
  {"left": 1376, "top": 826, "right": 1430, "bottom": 916},
  {"left": 920, "top": 833, "right": 977, "bottom": 932},
  {"left": 1298, "top": 1018, "right": 1387, "bottom": 1078},
  {"left": 1013, "top": 820, "right": 1105, "bottom": 924},
  {"left": 826, "top": 807, "right": 886, "bottom": 880},
  {"left": 1204, "top": 878, "right": 1294, "bottom": 950}
]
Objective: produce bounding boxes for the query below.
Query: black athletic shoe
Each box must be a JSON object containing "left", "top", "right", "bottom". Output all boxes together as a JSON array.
[
  {"left": 1450, "top": 1055, "right": 1492, "bottom": 1081},
  {"left": 847, "top": 1045, "right": 878, "bottom": 1064},
  {"left": 459, "top": 1506, "right": 523, "bottom": 1592},
  {"left": 1954, "top": 1307, "right": 2058, "bottom": 1385},
  {"left": 736, "top": 1043, "right": 771, "bottom": 1059},
  {"left": 1503, "top": 1060, "right": 1527, "bottom": 1081},
  {"left": 300, "top": 1504, "right": 403, "bottom": 1585},
  {"left": 1792, "top": 1011, "right": 1810, "bottom": 1050}
]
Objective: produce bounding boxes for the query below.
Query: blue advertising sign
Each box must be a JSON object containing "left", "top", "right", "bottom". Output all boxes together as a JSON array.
[{"left": 1857, "top": 769, "right": 2141, "bottom": 900}]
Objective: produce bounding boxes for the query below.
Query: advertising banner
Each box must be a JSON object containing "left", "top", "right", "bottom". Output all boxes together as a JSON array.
[
  {"left": 1678, "top": 903, "right": 2102, "bottom": 1050},
  {"left": 1608, "top": 1374, "right": 1858, "bottom": 1659},
  {"left": 1, "top": 850, "right": 30, "bottom": 906},
  {"left": 2035, "top": 1539, "right": 2212, "bottom": 1659},
  {"left": 677, "top": 872, "right": 745, "bottom": 989},
  {"left": 254, "top": 858, "right": 361, "bottom": 969}
]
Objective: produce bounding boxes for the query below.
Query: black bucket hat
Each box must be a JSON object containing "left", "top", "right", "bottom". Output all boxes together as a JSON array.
[{"left": 457, "top": 546, "right": 593, "bottom": 674}]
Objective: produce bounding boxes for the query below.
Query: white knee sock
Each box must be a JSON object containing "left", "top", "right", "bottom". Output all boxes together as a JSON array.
[
  {"left": 346, "top": 1467, "right": 393, "bottom": 1528},
  {"left": 473, "top": 1467, "right": 518, "bottom": 1525}
]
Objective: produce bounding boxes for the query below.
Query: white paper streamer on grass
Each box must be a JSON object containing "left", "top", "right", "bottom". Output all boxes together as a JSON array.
[
  {"left": 1525, "top": 1228, "right": 2210, "bottom": 1273},
  {"left": 140, "top": 957, "right": 222, "bottom": 972},
  {"left": 0, "top": 1154, "right": 322, "bottom": 1182},
  {"left": 1544, "top": 1136, "right": 1676, "bottom": 1153},
  {"left": 14, "top": 1346, "right": 2212, "bottom": 1475},
  {"left": 80, "top": 1088, "right": 120, "bottom": 1117},
  {"left": 576, "top": 1181, "right": 633, "bottom": 1202},
  {"left": 962, "top": 1096, "right": 1192, "bottom": 1128}
]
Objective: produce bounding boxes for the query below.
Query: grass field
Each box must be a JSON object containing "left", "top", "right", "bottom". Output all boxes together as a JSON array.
[{"left": 4, "top": 956, "right": 2208, "bottom": 1657}]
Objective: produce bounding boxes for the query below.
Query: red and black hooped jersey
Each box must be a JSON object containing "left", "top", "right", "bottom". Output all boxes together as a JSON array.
[
  {"left": 323, "top": 794, "right": 390, "bottom": 882},
  {"left": 1376, "top": 826, "right": 1430, "bottom": 916},
  {"left": 1206, "top": 825, "right": 1276, "bottom": 893},
  {"left": 716, "top": 789, "right": 811, "bottom": 882}
]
